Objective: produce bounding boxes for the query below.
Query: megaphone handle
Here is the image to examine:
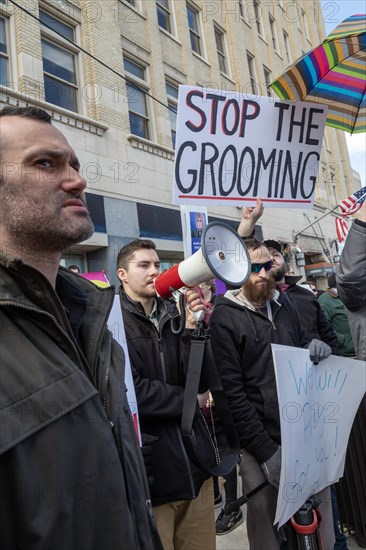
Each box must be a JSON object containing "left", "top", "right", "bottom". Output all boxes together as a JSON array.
[
  {"left": 172, "top": 289, "right": 205, "bottom": 325},
  {"left": 190, "top": 309, "right": 205, "bottom": 323}
]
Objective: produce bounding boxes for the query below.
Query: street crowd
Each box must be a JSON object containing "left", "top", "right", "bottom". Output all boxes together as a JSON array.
[{"left": 0, "top": 107, "right": 365, "bottom": 550}]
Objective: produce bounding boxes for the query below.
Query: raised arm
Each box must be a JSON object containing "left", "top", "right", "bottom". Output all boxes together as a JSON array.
[{"left": 237, "top": 198, "right": 264, "bottom": 238}]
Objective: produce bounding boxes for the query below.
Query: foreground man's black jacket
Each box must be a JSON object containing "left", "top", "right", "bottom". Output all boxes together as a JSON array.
[
  {"left": 119, "top": 289, "right": 210, "bottom": 507},
  {"left": 0, "top": 256, "right": 161, "bottom": 550}
]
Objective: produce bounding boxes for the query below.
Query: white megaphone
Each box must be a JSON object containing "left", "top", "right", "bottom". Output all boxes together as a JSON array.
[{"left": 154, "top": 221, "right": 251, "bottom": 299}]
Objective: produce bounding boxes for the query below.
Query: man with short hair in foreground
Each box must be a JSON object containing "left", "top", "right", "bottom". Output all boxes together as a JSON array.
[
  {"left": 0, "top": 106, "right": 161, "bottom": 549},
  {"left": 209, "top": 239, "right": 334, "bottom": 549},
  {"left": 117, "top": 238, "right": 216, "bottom": 550}
]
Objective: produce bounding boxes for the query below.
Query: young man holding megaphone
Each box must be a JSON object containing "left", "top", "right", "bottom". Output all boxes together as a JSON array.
[{"left": 116, "top": 238, "right": 216, "bottom": 550}]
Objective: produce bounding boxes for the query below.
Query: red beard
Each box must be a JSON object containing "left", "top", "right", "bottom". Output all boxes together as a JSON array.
[{"left": 242, "top": 275, "right": 276, "bottom": 305}]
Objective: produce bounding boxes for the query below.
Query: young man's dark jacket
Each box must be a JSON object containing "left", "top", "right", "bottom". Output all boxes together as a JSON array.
[
  {"left": 282, "top": 275, "right": 338, "bottom": 354},
  {"left": 209, "top": 289, "right": 308, "bottom": 465},
  {"left": 119, "top": 289, "right": 210, "bottom": 507},
  {"left": 0, "top": 256, "right": 161, "bottom": 550}
]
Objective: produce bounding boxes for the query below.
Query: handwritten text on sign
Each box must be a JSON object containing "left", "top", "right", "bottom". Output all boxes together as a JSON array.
[
  {"left": 272, "top": 345, "right": 365, "bottom": 528},
  {"left": 173, "top": 87, "right": 327, "bottom": 208}
]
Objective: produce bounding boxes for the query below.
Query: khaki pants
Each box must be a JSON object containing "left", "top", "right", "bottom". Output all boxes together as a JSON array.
[
  {"left": 240, "top": 449, "right": 335, "bottom": 550},
  {"left": 153, "top": 478, "right": 216, "bottom": 550}
]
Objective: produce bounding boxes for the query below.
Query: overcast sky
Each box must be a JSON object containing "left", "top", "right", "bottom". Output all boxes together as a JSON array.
[{"left": 320, "top": 1, "right": 366, "bottom": 187}]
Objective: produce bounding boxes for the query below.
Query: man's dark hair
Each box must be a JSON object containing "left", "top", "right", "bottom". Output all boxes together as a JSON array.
[
  {"left": 243, "top": 237, "right": 263, "bottom": 252},
  {"left": 0, "top": 106, "right": 52, "bottom": 122},
  {"left": 117, "top": 239, "right": 157, "bottom": 270},
  {"left": 68, "top": 265, "right": 80, "bottom": 273}
]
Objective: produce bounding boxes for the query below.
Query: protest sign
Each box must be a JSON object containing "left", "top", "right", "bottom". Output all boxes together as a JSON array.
[
  {"left": 180, "top": 205, "right": 208, "bottom": 258},
  {"left": 108, "top": 296, "right": 141, "bottom": 444},
  {"left": 272, "top": 344, "right": 365, "bottom": 528},
  {"left": 173, "top": 86, "right": 327, "bottom": 208}
]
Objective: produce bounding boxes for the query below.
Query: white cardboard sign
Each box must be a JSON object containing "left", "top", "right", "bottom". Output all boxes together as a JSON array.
[
  {"left": 173, "top": 86, "right": 327, "bottom": 208},
  {"left": 272, "top": 344, "right": 365, "bottom": 528},
  {"left": 108, "top": 296, "right": 141, "bottom": 444}
]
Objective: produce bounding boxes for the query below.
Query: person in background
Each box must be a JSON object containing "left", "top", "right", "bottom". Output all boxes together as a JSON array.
[
  {"left": 237, "top": 203, "right": 338, "bottom": 353},
  {"left": 284, "top": 263, "right": 295, "bottom": 276},
  {"left": 301, "top": 279, "right": 318, "bottom": 296},
  {"left": 0, "top": 106, "right": 161, "bottom": 549},
  {"left": 117, "top": 239, "right": 216, "bottom": 550},
  {"left": 318, "top": 273, "right": 355, "bottom": 358},
  {"left": 336, "top": 201, "right": 366, "bottom": 548},
  {"left": 337, "top": 200, "right": 366, "bottom": 361},
  {"left": 209, "top": 238, "right": 334, "bottom": 549},
  {"left": 317, "top": 271, "right": 354, "bottom": 550},
  {"left": 67, "top": 264, "right": 80, "bottom": 273}
]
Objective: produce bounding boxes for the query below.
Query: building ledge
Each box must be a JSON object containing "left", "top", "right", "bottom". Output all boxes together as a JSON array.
[
  {"left": 0, "top": 87, "right": 109, "bottom": 136},
  {"left": 127, "top": 134, "right": 175, "bottom": 160}
]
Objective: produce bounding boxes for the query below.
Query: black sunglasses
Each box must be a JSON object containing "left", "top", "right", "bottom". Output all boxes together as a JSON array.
[{"left": 251, "top": 260, "right": 273, "bottom": 273}]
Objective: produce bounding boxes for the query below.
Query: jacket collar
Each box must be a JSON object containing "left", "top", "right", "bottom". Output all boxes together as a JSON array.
[
  {"left": 223, "top": 288, "right": 282, "bottom": 311},
  {"left": 284, "top": 275, "right": 302, "bottom": 286}
]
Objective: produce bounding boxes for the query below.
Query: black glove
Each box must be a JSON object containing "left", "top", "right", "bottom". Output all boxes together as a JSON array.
[
  {"left": 307, "top": 339, "right": 332, "bottom": 365},
  {"left": 141, "top": 433, "right": 158, "bottom": 486},
  {"left": 261, "top": 446, "right": 281, "bottom": 488}
]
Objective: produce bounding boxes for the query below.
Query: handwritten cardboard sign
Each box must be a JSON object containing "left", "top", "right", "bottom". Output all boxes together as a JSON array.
[
  {"left": 108, "top": 296, "right": 141, "bottom": 444},
  {"left": 173, "top": 86, "right": 327, "bottom": 208},
  {"left": 272, "top": 345, "right": 365, "bottom": 528}
]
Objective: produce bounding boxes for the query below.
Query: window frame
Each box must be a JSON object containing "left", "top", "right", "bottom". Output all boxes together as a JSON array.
[
  {"left": 186, "top": 2, "right": 203, "bottom": 57},
  {"left": 124, "top": 55, "right": 152, "bottom": 141},
  {"left": 269, "top": 14, "right": 278, "bottom": 52},
  {"left": 156, "top": 0, "right": 172, "bottom": 34},
  {"left": 0, "top": 13, "right": 10, "bottom": 86},
  {"left": 263, "top": 65, "right": 272, "bottom": 97},
  {"left": 40, "top": 9, "right": 81, "bottom": 113},
  {"left": 253, "top": 0, "right": 264, "bottom": 38},
  {"left": 165, "top": 79, "right": 179, "bottom": 148},
  {"left": 246, "top": 51, "right": 258, "bottom": 96},
  {"left": 283, "top": 30, "right": 291, "bottom": 65},
  {"left": 238, "top": 0, "right": 245, "bottom": 19},
  {"left": 214, "top": 25, "right": 229, "bottom": 75},
  {"left": 301, "top": 9, "right": 310, "bottom": 41}
]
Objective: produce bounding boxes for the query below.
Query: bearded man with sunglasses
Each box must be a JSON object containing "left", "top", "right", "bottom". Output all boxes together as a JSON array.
[{"left": 209, "top": 238, "right": 334, "bottom": 550}]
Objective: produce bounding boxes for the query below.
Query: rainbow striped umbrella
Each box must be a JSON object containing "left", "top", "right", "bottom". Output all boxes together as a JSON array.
[{"left": 271, "top": 14, "right": 366, "bottom": 133}]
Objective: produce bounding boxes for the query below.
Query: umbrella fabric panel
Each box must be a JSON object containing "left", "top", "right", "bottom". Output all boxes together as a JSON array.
[{"left": 271, "top": 14, "right": 366, "bottom": 133}]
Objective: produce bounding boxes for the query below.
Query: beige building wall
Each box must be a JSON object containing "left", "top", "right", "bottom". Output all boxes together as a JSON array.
[{"left": 0, "top": 0, "right": 357, "bottom": 280}]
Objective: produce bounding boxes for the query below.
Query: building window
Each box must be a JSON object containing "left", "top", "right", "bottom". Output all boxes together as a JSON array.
[
  {"left": 269, "top": 15, "right": 278, "bottom": 51},
  {"left": 214, "top": 26, "right": 228, "bottom": 74},
  {"left": 301, "top": 9, "right": 310, "bottom": 40},
  {"left": 124, "top": 57, "right": 150, "bottom": 140},
  {"left": 40, "top": 10, "right": 78, "bottom": 112},
  {"left": 187, "top": 3, "right": 202, "bottom": 56},
  {"left": 0, "top": 16, "right": 9, "bottom": 85},
  {"left": 238, "top": 0, "right": 245, "bottom": 18},
  {"left": 124, "top": 0, "right": 137, "bottom": 6},
  {"left": 263, "top": 65, "right": 272, "bottom": 96},
  {"left": 283, "top": 30, "right": 291, "bottom": 64},
  {"left": 246, "top": 51, "right": 257, "bottom": 95},
  {"left": 166, "top": 80, "right": 178, "bottom": 148},
  {"left": 156, "top": 0, "right": 172, "bottom": 33},
  {"left": 253, "top": 1, "right": 264, "bottom": 37}
]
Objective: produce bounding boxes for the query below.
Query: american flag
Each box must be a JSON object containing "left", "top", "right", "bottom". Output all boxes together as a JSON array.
[
  {"left": 338, "top": 186, "right": 366, "bottom": 216},
  {"left": 335, "top": 217, "right": 349, "bottom": 244}
]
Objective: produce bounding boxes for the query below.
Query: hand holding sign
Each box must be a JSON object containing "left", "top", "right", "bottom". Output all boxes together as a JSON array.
[{"left": 272, "top": 345, "right": 365, "bottom": 528}]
